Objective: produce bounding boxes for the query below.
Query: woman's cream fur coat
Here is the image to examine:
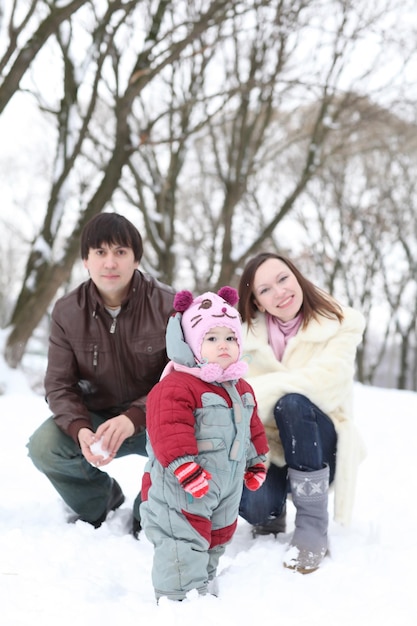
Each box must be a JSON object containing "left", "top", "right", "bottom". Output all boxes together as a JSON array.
[{"left": 241, "top": 306, "right": 366, "bottom": 526}]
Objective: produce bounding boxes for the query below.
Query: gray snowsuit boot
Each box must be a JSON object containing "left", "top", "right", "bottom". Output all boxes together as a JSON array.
[{"left": 283, "top": 465, "right": 329, "bottom": 574}]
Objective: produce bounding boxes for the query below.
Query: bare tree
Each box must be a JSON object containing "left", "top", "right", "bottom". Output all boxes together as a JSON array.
[
  {"left": 293, "top": 95, "right": 417, "bottom": 388},
  {"left": 0, "top": 0, "right": 87, "bottom": 114},
  {"left": 4, "top": 0, "right": 237, "bottom": 367},
  {"left": 380, "top": 156, "right": 417, "bottom": 390},
  {"left": 2, "top": 0, "right": 417, "bottom": 383},
  {"left": 167, "top": 0, "right": 411, "bottom": 289}
]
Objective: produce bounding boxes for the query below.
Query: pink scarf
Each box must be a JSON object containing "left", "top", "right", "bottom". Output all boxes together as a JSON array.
[
  {"left": 266, "top": 312, "right": 303, "bottom": 361},
  {"left": 160, "top": 359, "right": 248, "bottom": 383}
]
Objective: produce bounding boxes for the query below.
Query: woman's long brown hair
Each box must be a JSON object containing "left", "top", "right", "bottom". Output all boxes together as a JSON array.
[{"left": 238, "top": 252, "right": 343, "bottom": 329}]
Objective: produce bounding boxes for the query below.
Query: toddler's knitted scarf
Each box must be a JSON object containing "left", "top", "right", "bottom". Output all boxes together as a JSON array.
[{"left": 161, "top": 359, "right": 248, "bottom": 383}]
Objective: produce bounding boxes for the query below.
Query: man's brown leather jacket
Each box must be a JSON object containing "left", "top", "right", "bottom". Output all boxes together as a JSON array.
[{"left": 44, "top": 270, "right": 175, "bottom": 442}]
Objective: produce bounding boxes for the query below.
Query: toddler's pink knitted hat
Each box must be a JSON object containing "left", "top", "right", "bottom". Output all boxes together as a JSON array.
[{"left": 174, "top": 286, "right": 243, "bottom": 363}]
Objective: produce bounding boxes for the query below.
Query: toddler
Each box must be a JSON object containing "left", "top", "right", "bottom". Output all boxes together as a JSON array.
[{"left": 140, "top": 286, "right": 268, "bottom": 601}]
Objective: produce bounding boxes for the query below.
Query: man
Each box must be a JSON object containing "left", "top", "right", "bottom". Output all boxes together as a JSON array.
[{"left": 27, "top": 213, "right": 175, "bottom": 536}]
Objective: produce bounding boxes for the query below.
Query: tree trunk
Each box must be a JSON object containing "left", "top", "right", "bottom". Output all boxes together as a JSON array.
[
  {"left": 0, "top": 0, "right": 87, "bottom": 114},
  {"left": 4, "top": 0, "right": 236, "bottom": 367}
]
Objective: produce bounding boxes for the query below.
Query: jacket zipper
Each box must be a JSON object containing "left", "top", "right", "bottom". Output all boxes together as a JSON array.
[
  {"left": 109, "top": 313, "right": 128, "bottom": 400},
  {"left": 91, "top": 313, "right": 116, "bottom": 369},
  {"left": 93, "top": 345, "right": 98, "bottom": 367}
]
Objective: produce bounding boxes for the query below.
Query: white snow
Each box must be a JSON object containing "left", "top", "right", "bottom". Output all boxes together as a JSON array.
[
  {"left": 90, "top": 437, "right": 111, "bottom": 460},
  {"left": 1, "top": 354, "right": 415, "bottom": 625}
]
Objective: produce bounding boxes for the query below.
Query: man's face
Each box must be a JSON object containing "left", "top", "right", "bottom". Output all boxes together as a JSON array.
[{"left": 83, "top": 243, "right": 138, "bottom": 305}]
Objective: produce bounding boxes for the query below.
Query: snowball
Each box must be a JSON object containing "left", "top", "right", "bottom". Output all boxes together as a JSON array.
[{"left": 90, "top": 437, "right": 110, "bottom": 459}]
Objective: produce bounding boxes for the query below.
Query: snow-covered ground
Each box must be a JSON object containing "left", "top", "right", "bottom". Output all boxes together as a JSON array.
[{"left": 1, "top": 355, "right": 415, "bottom": 626}]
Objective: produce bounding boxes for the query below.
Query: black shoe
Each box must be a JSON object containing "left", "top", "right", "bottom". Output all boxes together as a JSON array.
[
  {"left": 90, "top": 478, "right": 125, "bottom": 528},
  {"left": 251, "top": 504, "right": 287, "bottom": 538},
  {"left": 132, "top": 517, "right": 142, "bottom": 540}
]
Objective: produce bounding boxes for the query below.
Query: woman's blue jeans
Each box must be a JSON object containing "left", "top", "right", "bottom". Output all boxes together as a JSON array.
[
  {"left": 27, "top": 413, "right": 147, "bottom": 523},
  {"left": 239, "top": 393, "right": 337, "bottom": 526}
]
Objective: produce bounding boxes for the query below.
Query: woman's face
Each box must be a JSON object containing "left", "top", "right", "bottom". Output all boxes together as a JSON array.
[{"left": 252, "top": 258, "right": 303, "bottom": 322}]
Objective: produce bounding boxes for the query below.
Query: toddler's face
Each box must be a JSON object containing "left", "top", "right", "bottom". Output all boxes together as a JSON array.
[{"left": 200, "top": 326, "right": 239, "bottom": 370}]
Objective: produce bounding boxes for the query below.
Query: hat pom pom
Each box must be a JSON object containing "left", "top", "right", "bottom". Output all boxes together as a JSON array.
[
  {"left": 218, "top": 286, "right": 239, "bottom": 307},
  {"left": 198, "top": 362, "right": 224, "bottom": 383},
  {"left": 174, "top": 290, "right": 194, "bottom": 313}
]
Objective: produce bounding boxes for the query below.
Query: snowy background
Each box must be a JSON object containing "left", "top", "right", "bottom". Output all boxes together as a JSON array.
[{"left": 1, "top": 342, "right": 416, "bottom": 626}]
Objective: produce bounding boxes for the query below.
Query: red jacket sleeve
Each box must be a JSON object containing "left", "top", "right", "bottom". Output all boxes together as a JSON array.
[{"left": 146, "top": 373, "right": 200, "bottom": 467}]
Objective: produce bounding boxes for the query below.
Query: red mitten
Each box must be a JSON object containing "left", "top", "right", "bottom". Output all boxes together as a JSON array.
[
  {"left": 244, "top": 463, "right": 266, "bottom": 491},
  {"left": 174, "top": 461, "right": 212, "bottom": 498}
]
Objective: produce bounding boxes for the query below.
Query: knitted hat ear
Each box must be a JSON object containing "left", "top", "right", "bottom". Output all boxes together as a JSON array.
[
  {"left": 174, "top": 290, "right": 194, "bottom": 313},
  {"left": 217, "top": 286, "right": 238, "bottom": 307}
]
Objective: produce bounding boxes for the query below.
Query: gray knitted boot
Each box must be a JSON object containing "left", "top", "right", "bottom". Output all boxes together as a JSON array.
[{"left": 283, "top": 465, "right": 329, "bottom": 574}]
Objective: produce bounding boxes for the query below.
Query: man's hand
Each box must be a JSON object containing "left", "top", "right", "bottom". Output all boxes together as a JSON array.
[
  {"left": 79, "top": 414, "right": 135, "bottom": 467},
  {"left": 78, "top": 428, "right": 100, "bottom": 466}
]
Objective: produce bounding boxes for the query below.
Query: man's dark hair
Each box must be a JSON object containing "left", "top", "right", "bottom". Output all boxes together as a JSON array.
[{"left": 80, "top": 213, "right": 143, "bottom": 262}]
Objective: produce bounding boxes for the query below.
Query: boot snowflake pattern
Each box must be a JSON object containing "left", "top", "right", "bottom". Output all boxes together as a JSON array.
[{"left": 284, "top": 465, "right": 329, "bottom": 574}]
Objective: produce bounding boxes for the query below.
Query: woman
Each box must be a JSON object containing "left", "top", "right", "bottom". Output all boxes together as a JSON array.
[{"left": 238, "top": 252, "right": 366, "bottom": 574}]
